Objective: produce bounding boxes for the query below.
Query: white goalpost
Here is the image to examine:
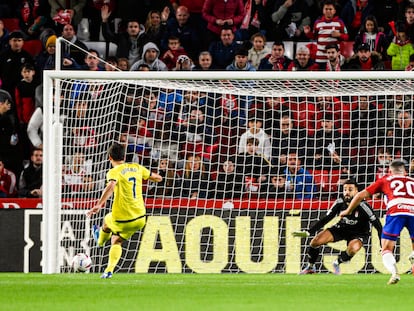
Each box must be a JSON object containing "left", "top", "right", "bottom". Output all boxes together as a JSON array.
[{"left": 43, "top": 69, "right": 414, "bottom": 274}]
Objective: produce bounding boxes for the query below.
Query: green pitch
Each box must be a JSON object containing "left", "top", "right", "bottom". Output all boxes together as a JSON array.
[{"left": 2, "top": 273, "right": 414, "bottom": 311}]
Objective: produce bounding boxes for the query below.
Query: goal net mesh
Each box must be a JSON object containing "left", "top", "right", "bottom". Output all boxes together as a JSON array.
[{"left": 49, "top": 74, "right": 414, "bottom": 274}]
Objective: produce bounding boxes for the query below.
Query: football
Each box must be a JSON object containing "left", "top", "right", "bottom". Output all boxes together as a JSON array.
[{"left": 71, "top": 253, "right": 92, "bottom": 272}]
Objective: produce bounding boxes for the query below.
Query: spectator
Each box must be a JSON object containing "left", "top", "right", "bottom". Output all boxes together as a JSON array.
[
  {"left": 173, "top": 54, "right": 194, "bottom": 71},
  {"left": 170, "top": 0, "right": 208, "bottom": 49},
  {"left": 63, "top": 92, "right": 97, "bottom": 156},
  {"left": 173, "top": 89, "right": 195, "bottom": 128},
  {"left": 373, "top": 147, "right": 392, "bottom": 182},
  {"left": 208, "top": 26, "right": 241, "bottom": 69},
  {"left": 59, "top": 23, "right": 88, "bottom": 67},
  {"left": 268, "top": 0, "right": 312, "bottom": 41},
  {"left": 0, "top": 31, "right": 34, "bottom": 101},
  {"left": 145, "top": 9, "right": 169, "bottom": 48},
  {"left": 62, "top": 150, "right": 93, "bottom": 195},
  {"left": 340, "top": 0, "right": 374, "bottom": 40},
  {"left": 103, "top": 55, "right": 118, "bottom": 71},
  {"left": 248, "top": 32, "right": 271, "bottom": 69},
  {"left": 0, "top": 157, "right": 17, "bottom": 198},
  {"left": 202, "top": 0, "right": 245, "bottom": 45},
  {"left": 261, "top": 167, "right": 292, "bottom": 199},
  {"left": 405, "top": 53, "right": 414, "bottom": 71},
  {"left": 287, "top": 45, "right": 319, "bottom": 71},
  {"left": 148, "top": 156, "right": 177, "bottom": 197},
  {"left": 27, "top": 104, "right": 43, "bottom": 149},
  {"left": 130, "top": 42, "right": 168, "bottom": 71},
  {"left": 15, "top": 63, "right": 38, "bottom": 126},
  {"left": 307, "top": 112, "right": 346, "bottom": 171},
  {"left": 235, "top": 137, "right": 272, "bottom": 198},
  {"left": 18, "top": 0, "right": 51, "bottom": 39},
  {"left": 49, "top": 0, "right": 86, "bottom": 32},
  {"left": 386, "top": 110, "right": 414, "bottom": 162},
  {"left": 0, "top": 19, "right": 10, "bottom": 53},
  {"left": 193, "top": 51, "right": 216, "bottom": 70},
  {"left": 226, "top": 47, "right": 256, "bottom": 71},
  {"left": 101, "top": 5, "right": 148, "bottom": 66},
  {"left": 238, "top": 112, "right": 272, "bottom": 161},
  {"left": 237, "top": 0, "right": 269, "bottom": 41},
  {"left": 46, "top": 30, "right": 82, "bottom": 72},
  {"left": 18, "top": 147, "right": 42, "bottom": 198},
  {"left": 349, "top": 95, "right": 386, "bottom": 186},
  {"left": 260, "top": 96, "right": 289, "bottom": 136},
  {"left": 0, "top": 90, "right": 22, "bottom": 177},
  {"left": 325, "top": 43, "right": 345, "bottom": 71},
  {"left": 353, "top": 15, "right": 389, "bottom": 62},
  {"left": 209, "top": 158, "right": 238, "bottom": 200},
  {"left": 387, "top": 25, "right": 414, "bottom": 70},
  {"left": 258, "top": 41, "right": 292, "bottom": 70},
  {"left": 272, "top": 114, "right": 306, "bottom": 167},
  {"left": 35, "top": 34, "right": 58, "bottom": 74},
  {"left": 283, "top": 151, "right": 316, "bottom": 199},
  {"left": 399, "top": 3, "right": 414, "bottom": 42},
  {"left": 161, "top": 5, "right": 201, "bottom": 60},
  {"left": 124, "top": 117, "right": 153, "bottom": 166},
  {"left": 81, "top": 49, "right": 104, "bottom": 71},
  {"left": 175, "top": 153, "right": 210, "bottom": 198},
  {"left": 303, "top": 0, "right": 349, "bottom": 69},
  {"left": 136, "top": 63, "right": 151, "bottom": 71},
  {"left": 115, "top": 0, "right": 172, "bottom": 27},
  {"left": 342, "top": 42, "right": 385, "bottom": 70},
  {"left": 15, "top": 63, "right": 39, "bottom": 160},
  {"left": 177, "top": 107, "right": 215, "bottom": 158},
  {"left": 82, "top": 0, "right": 116, "bottom": 41},
  {"left": 117, "top": 57, "right": 130, "bottom": 71},
  {"left": 385, "top": 94, "right": 411, "bottom": 126},
  {"left": 161, "top": 36, "right": 188, "bottom": 70}
]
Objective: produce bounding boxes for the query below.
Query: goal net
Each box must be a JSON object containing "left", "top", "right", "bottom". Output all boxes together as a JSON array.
[{"left": 43, "top": 70, "right": 414, "bottom": 274}]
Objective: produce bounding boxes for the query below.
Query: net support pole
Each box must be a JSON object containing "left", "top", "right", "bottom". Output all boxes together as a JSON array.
[{"left": 42, "top": 75, "right": 63, "bottom": 274}]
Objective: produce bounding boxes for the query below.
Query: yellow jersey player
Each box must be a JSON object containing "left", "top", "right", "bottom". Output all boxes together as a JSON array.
[{"left": 86, "top": 143, "right": 162, "bottom": 278}]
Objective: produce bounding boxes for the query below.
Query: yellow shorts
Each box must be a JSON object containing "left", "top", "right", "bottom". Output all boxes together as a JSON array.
[{"left": 104, "top": 212, "right": 146, "bottom": 240}]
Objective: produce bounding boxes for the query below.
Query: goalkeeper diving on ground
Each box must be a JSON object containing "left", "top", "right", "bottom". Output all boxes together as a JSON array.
[
  {"left": 292, "top": 179, "right": 382, "bottom": 274},
  {"left": 86, "top": 143, "right": 162, "bottom": 279}
]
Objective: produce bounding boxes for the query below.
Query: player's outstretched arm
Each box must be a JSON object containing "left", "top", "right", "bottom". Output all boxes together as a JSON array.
[
  {"left": 86, "top": 180, "right": 116, "bottom": 217},
  {"left": 292, "top": 230, "right": 310, "bottom": 238}
]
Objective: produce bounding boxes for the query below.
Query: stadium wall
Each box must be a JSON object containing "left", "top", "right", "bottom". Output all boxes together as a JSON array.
[{"left": 2, "top": 199, "right": 410, "bottom": 274}]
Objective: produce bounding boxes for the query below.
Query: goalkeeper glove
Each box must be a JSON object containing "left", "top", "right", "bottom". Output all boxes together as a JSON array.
[{"left": 292, "top": 230, "right": 310, "bottom": 238}]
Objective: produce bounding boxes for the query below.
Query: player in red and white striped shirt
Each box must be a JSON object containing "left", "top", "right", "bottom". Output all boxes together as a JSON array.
[
  {"left": 303, "top": 0, "right": 348, "bottom": 68},
  {"left": 341, "top": 160, "right": 414, "bottom": 285}
]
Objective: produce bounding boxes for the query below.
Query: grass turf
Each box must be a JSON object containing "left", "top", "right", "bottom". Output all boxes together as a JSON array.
[{"left": 2, "top": 273, "right": 414, "bottom": 311}]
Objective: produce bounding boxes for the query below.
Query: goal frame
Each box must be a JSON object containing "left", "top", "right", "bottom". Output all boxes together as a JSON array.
[{"left": 42, "top": 69, "right": 414, "bottom": 274}]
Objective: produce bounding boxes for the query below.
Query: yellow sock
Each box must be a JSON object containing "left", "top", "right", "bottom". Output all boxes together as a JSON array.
[
  {"left": 105, "top": 244, "right": 122, "bottom": 273},
  {"left": 98, "top": 229, "right": 111, "bottom": 247}
]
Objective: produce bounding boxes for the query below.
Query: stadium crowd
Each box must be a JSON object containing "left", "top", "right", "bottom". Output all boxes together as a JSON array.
[{"left": 1, "top": 0, "right": 414, "bottom": 199}]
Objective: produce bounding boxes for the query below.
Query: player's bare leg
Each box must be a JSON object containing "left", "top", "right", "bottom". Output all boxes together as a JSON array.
[
  {"left": 301, "top": 230, "right": 334, "bottom": 274},
  {"left": 333, "top": 239, "right": 363, "bottom": 275},
  {"left": 381, "top": 238, "right": 400, "bottom": 285}
]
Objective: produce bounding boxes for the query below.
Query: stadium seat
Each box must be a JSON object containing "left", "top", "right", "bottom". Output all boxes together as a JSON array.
[
  {"left": 340, "top": 41, "right": 355, "bottom": 59},
  {"left": 310, "top": 169, "right": 341, "bottom": 193},
  {"left": 2, "top": 18, "right": 20, "bottom": 32},
  {"left": 84, "top": 41, "right": 117, "bottom": 59},
  {"left": 23, "top": 39, "right": 43, "bottom": 57},
  {"left": 282, "top": 41, "right": 294, "bottom": 59}
]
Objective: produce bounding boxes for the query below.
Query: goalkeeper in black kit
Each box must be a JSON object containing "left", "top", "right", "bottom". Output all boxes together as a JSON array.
[{"left": 292, "top": 179, "right": 382, "bottom": 274}]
